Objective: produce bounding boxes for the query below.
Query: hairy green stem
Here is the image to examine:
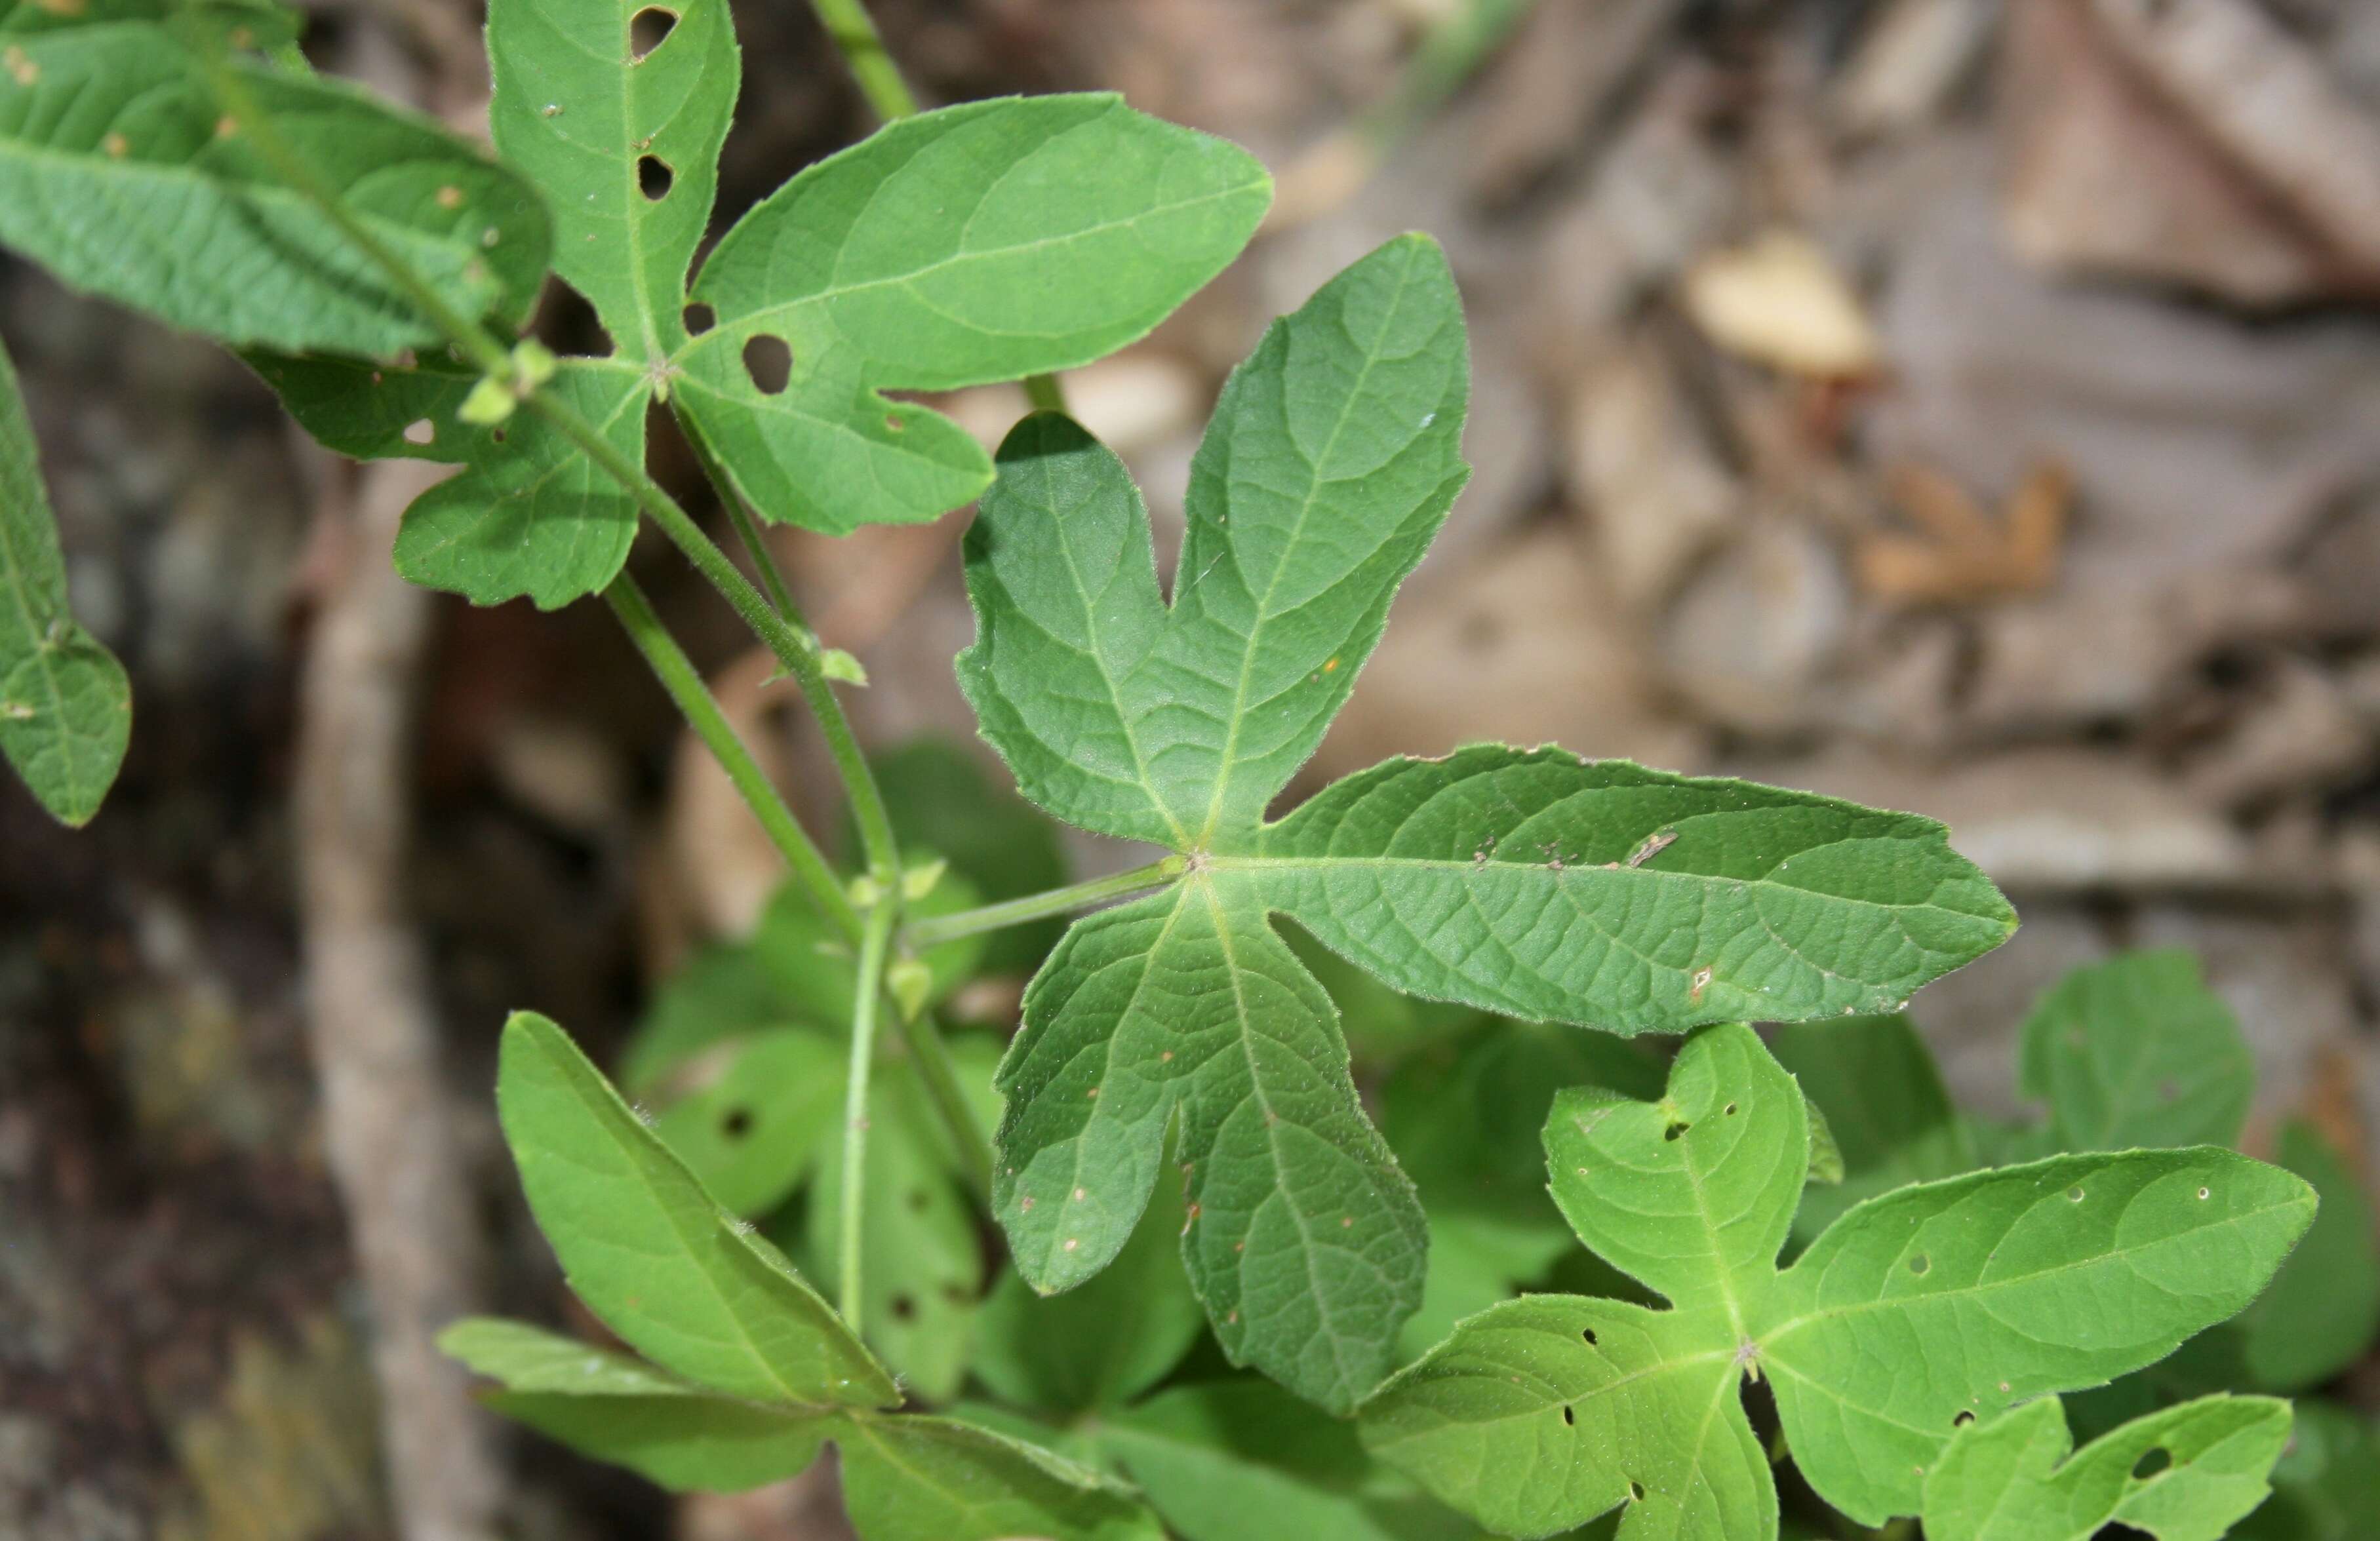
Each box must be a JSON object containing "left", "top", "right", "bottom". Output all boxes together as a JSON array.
[
  {"left": 805, "top": 0, "right": 919, "bottom": 123},
  {"left": 673, "top": 404, "right": 810, "bottom": 625},
  {"left": 669, "top": 408, "right": 999, "bottom": 1199},
  {"left": 902, "top": 857, "right": 1186, "bottom": 950},
  {"left": 603, "top": 575, "right": 860, "bottom": 940},
  {"left": 522, "top": 391, "right": 904, "bottom": 887},
  {"left": 839, "top": 900, "right": 900, "bottom": 1327}
]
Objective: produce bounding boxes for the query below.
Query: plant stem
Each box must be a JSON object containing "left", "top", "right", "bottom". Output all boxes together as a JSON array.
[
  {"left": 1023, "top": 372, "right": 1071, "bottom": 414},
  {"left": 668, "top": 412, "right": 999, "bottom": 1201},
  {"left": 804, "top": 0, "right": 919, "bottom": 123},
  {"left": 838, "top": 899, "right": 899, "bottom": 1328},
  {"left": 675, "top": 404, "right": 809, "bottom": 625},
  {"left": 604, "top": 575, "right": 860, "bottom": 940},
  {"left": 901, "top": 1008, "right": 993, "bottom": 1205},
  {"left": 903, "top": 857, "right": 1186, "bottom": 950},
  {"left": 522, "top": 390, "right": 905, "bottom": 887}
]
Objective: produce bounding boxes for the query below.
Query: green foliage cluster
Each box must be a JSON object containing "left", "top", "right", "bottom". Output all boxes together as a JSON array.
[{"left": 7, "top": 2, "right": 2376, "bottom": 1538}]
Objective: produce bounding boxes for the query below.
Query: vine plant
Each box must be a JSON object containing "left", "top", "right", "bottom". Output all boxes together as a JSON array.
[{"left": 1, "top": 1, "right": 2361, "bottom": 1537}]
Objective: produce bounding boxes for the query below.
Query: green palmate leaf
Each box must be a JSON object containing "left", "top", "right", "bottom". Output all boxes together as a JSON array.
[
  {"left": 0, "top": 26, "right": 548, "bottom": 354},
  {"left": 1920, "top": 1393, "right": 2291, "bottom": 1541},
  {"left": 649, "top": 1030, "right": 842, "bottom": 1217},
  {"left": 2230, "top": 1118, "right": 2380, "bottom": 1392},
  {"left": 495, "top": 1010, "right": 897, "bottom": 1410},
  {"left": 673, "top": 92, "right": 1269, "bottom": 536},
  {"left": 488, "top": 0, "right": 737, "bottom": 363},
  {"left": 1772, "top": 1013, "right": 1974, "bottom": 1245},
  {"left": 0, "top": 332, "right": 127, "bottom": 825},
  {"left": 959, "top": 236, "right": 2015, "bottom": 1410},
  {"left": 2019, "top": 949, "right": 2251, "bottom": 1152},
  {"left": 972, "top": 1147, "right": 1204, "bottom": 1416},
  {"left": 2238, "top": 1400, "right": 2380, "bottom": 1541},
  {"left": 1359, "top": 1024, "right": 2316, "bottom": 1539}
]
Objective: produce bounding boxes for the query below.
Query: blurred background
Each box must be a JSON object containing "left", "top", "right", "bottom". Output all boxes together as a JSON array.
[{"left": 6, "top": 0, "right": 2380, "bottom": 1536}]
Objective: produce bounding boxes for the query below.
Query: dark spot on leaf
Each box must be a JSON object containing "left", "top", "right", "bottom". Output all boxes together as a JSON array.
[
  {"left": 490, "top": 427, "right": 507, "bottom": 444},
  {"left": 629, "top": 6, "right": 677, "bottom": 58},
  {"left": 889, "top": 1293, "right": 917, "bottom": 1322},
  {"left": 1581, "top": 1327, "right": 1598, "bottom": 1346},
  {"left": 683, "top": 302, "right": 715, "bottom": 336},
  {"left": 742, "top": 334, "right": 792, "bottom": 395},
  {"left": 1723, "top": 1102, "right": 1738, "bottom": 1116},
  {"left": 2132, "top": 1447, "right": 2171, "bottom": 1480},
  {"left": 1663, "top": 1121, "right": 1689, "bottom": 1142},
  {"left": 638, "top": 155, "right": 674, "bottom": 201},
  {"left": 1628, "top": 1481, "right": 1645, "bottom": 1502},
  {"left": 1909, "top": 1253, "right": 1930, "bottom": 1276},
  {"left": 885, "top": 414, "right": 905, "bottom": 432},
  {"left": 907, "top": 1189, "right": 930, "bottom": 1213},
  {"left": 1560, "top": 1405, "right": 1574, "bottom": 1426},
  {"left": 1953, "top": 1410, "right": 1974, "bottom": 1428},
  {"left": 721, "top": 1107, "right": 752, "bottom": 1139}
]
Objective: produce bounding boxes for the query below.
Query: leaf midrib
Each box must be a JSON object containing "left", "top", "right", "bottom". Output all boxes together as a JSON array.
[{"left": 1205, "top": 851, "right": 1995, "bottom": 918}]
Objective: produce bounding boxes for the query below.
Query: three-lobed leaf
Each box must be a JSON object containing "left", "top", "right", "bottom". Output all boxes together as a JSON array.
[
  {"left": 0, "top": 26, "right": 547, "bottom": 354},
  {"left": 268, "top": 83, "right": 1263, "bottom": 608},
  {"left": 961, "top": 235, "right": 2015, "bottom": 1411},
  {"left": 0, "top": 332, "right": 128, "bottom": 825},
  {"left": 677, "top": 92, "right": 1270, "bottom": 537},
  {"left": 1359, "top": 1023, "right": 2316, "bottom": 1538},
  {"left": 488, "top": 0, "right": 738, "bottom": 362},
  {"left": 1920, "top": 1393, "right": 2290, "bottom": 1541}
]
